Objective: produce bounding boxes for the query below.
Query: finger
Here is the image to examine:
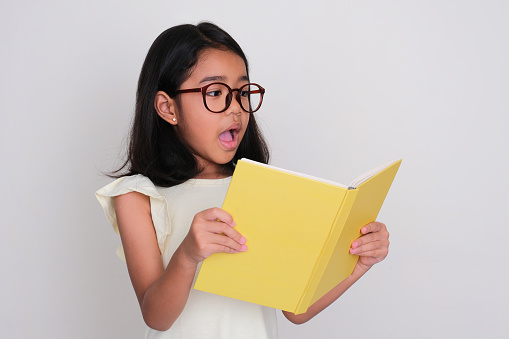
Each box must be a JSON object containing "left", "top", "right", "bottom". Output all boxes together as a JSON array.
[
  {"left": 361, "top": 221, "right": 386, "bottom": 235},
  {"left": 208, "top": 243, "right": 246, "bottom": 255},
  {"left": 351, "top": 233, "right": 377, "bottom": 249},
  {"left": 199, "top": 207, "right": 236, "bottom": 227},
  {"left": 209, "top": 234, "right": 248, "bottom": 252},
  {"left": 350, "top": 239, "right": 389, "bottom": 256},
  {"left": 351, "top": 229, "right": 389, "bottom": 249},
  {"left": 352, "top": 247, "right": 388, "bottom": 259},
  {"left": 208, "top": 221, "right": 246, "bottom": 245}
]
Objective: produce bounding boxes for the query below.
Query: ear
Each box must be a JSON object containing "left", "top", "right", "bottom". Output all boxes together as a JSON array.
[{"left": 154, "top": 91, "right": 178, "bottom": 125}]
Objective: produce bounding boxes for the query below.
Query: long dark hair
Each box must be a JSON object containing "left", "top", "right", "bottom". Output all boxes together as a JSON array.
[{"left": 112, "top": 22, "right": 269, "bottom": 187}]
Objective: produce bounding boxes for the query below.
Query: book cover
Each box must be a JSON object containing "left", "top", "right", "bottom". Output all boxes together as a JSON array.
[{"left": 194, "top": 159, "right": 401, "bottom": 314}]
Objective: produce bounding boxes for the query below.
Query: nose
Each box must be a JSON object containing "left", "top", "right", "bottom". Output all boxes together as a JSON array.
[{"left": 226, "top": 89, "right": 243, "bottom": 115}]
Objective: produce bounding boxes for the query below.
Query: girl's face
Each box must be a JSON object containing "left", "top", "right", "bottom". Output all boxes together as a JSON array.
[{"left": 175, "top": 48, "right": 250, "bottom": 178}]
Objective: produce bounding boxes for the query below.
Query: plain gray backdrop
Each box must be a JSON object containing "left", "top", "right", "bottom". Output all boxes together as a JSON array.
[{"left": 1, "top": 1, "right": 507, "bottom": 338}]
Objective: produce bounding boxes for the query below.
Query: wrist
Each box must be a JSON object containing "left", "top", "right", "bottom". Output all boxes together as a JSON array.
[
  {"left": 173, "top": 246, "right": 200, "bottom": 271},
  {"left": 352, "top": 261, "right": 372, "bottom": 277}
]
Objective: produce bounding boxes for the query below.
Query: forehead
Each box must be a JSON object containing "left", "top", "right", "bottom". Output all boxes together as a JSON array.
[{"left": 186, "top": 48, "right": 247, "bottom": 83}]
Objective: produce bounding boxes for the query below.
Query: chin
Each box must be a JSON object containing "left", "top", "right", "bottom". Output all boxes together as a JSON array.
[
  {"left": 219, "top": 157, "right": 235, "bottom": 165},
  {"left": 216, "top": 153, "right": 238, "bottom": 166}
]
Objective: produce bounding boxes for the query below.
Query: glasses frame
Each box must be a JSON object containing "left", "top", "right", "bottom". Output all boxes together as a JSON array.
[{"left": 175, "top": 82, "right": 265, "bottom": 113}]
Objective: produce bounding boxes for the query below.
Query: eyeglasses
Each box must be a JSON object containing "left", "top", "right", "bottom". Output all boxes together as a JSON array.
[{"left": 175, "top": 82, "right": 265, "bottom": 113}]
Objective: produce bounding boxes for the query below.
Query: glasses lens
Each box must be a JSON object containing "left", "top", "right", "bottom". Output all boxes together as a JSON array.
[
  {"left": 240, "top": 84, "right": 263, "bottom": 113},
  {"left": 204, "top": 83, "right": 230, "bottom": 113}
]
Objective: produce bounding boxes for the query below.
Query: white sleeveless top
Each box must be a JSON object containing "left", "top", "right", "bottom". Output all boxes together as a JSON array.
[{"left": 96, "top": 175, "right": 277, "bottom": 339}]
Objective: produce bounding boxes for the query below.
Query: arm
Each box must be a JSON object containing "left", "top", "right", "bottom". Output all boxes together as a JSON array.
[
  {"left": 282, "top": 221, "right": 390, "bottom": 324},
  {"left": 114, "top": 192, "right": 246, "bottom": 331}
]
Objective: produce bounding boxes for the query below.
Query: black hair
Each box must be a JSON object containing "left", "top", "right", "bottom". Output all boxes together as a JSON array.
[{"left": 112, "top": 22, "right": 269, "bottom": 187}]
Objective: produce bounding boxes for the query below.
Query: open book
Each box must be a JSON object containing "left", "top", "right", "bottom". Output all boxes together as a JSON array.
[{"left": 194, "top": 159, "right": 402, "bottom": 314}]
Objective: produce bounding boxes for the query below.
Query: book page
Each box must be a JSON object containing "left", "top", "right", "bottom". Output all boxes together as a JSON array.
[
  {"left": 349, "top": 159, "right": 400, "bottom": 188},
  {"left": 239, "top": 159, "right": 349, "bottom": 188},
  {"left": 240, "top": 158, "right": 401, "bottom": 190}
]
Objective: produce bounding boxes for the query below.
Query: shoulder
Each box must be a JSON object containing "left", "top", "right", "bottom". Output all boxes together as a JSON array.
[
  {"left": 96, "top": 174, "right": 162, "bottom": 200},
  {"left": 95, "top": 174, "right": 169, "bottom": 251},
  {"left": 114, "top": 189, "right": 150, "bottom": 215}
]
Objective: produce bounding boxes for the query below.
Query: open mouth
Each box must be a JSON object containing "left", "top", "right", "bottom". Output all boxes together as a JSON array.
[{"left": 219, "top": 127, "right": 240, "bottom": 149}]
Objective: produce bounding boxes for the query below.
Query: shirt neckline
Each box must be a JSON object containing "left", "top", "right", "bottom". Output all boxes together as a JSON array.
[{"left": 184, "top": 176, "right": 232, "bottom": 186}]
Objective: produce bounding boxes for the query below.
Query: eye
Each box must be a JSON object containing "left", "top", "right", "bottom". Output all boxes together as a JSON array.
[
  {"left": 206, "top": 89, "right": 222, "bottom": 97},
  {"left": 239, "top": 90, "right": 250, "bottom": 98}
]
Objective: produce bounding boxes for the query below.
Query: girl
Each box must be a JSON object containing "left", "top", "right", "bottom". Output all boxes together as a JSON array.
[{"left": 96, "top": 22, "right": 389, "bottom": 339}]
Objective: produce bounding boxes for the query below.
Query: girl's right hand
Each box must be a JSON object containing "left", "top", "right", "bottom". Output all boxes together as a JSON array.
[{"left": 180, "top": 207, "right": 247, "bottom": 265}]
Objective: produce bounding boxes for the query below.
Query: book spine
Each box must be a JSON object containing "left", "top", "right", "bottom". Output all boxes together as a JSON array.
[{"left": 293, "top": 189, "right": 358, "bottom": 314}]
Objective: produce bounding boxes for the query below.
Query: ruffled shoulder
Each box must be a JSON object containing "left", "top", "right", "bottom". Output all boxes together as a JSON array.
[{"left": 95, "top": 174, "right": 170, "bottom": 261}]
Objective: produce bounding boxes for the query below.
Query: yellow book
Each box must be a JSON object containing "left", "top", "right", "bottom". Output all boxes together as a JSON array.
[{"left": 194, "top": 158, "right": 402, "bottom": 314}]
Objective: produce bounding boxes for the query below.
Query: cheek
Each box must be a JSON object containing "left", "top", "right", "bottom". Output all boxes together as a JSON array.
[
  {"left": 176, "top": 98, "right": 201, "bottom": 123},
  {"left": 184, "top": 120, "right": 213, "bottom": 143},
  {"left": 240, "top": 114, "right": 250, "bottom": 140},
  {"left": 176, "top": 102, "right": 213, "bottom": 140}
]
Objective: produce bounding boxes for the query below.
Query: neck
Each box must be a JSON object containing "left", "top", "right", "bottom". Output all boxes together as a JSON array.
[{"left": 193, "top": 157, "right": 232, "bottom": 179}]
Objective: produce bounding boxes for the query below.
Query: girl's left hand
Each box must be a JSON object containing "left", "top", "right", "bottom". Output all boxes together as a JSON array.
[{"left": 349, "top": 221, "right": 390, "bottom": 273}]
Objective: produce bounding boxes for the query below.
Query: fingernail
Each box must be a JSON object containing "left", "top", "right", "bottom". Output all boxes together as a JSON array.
[
  {"left": 230, "top": 221, "right": 236, "bottom": 227},
  {"left": 239, "top": 236, "right": 246, "bottom": 244},
  {"left": 240, "top": 244, "right": 248, "bottom": 252},
  {"left": 361, "top": 227, "right": 367, "bottom": 234}
]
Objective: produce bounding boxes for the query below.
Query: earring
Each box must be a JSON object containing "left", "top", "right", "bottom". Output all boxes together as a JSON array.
[{"left": 172, "top": 118, "right": 176, "bottom": 122}]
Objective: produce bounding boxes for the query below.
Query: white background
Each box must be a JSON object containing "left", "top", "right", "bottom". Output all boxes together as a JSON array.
[{"left": 1, "top": 1, "right": 508, "bottom": 338}]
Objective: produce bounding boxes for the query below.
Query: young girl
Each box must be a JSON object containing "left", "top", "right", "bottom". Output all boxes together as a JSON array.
[{"left": 96, "top": 22, "right": 389, "bottom": 338}]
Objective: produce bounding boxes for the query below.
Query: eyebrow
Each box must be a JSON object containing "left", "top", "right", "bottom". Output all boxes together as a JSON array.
[
  {"left": 199, "top": 75, "right": 249, "bottom": 84},
  {"left": 200, "top": 76, "right": 225, "bottom": 83}
]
